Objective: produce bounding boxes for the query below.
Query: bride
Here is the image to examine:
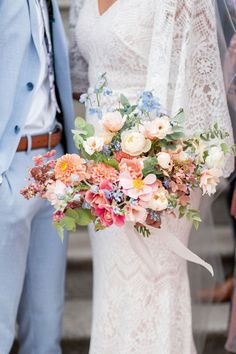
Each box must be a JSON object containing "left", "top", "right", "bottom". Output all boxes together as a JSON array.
[{"left": 69, "top": 0, "right": 234, "bottom": 353}]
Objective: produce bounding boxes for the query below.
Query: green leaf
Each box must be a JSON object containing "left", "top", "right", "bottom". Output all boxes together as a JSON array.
[
  {"left": 75, "top": 116, "right": 86, "bottom": 129},
  {"left": 60, "top": 216, "right": 76, "bottom": 232},
  {"left": 120, "top": 94, "right": 130, "bottom": 107},
  {"left": 134, "top": 225, "right": 151, "bottom": 237},
  {"left": 53, "top": 222, "right": 65, "bottom": 242},
  {"left": 74, "top": 209, "right": 93, "bottom": 226},
  {"left": 165, "top": 132, "right": 185, "bottom": 141},
  {"left": 83, "top": 124, "right": 95, "bottom": 137},
  {"left": 221, "top": 143, "right": 229, "bottom": 154},
  {"left": 172, "top": 109, "right": 185, "bottom": 124}
]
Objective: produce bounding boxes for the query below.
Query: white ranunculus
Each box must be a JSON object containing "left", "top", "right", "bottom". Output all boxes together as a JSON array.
[
  {"left": 206, "top": 146, "right": 224, "bottom": 169},
  {"left": 140, "top": 116, "right": 172, "bottom": 140},
  {"left": 83, "top": 136, "right": 104, "bottom": 156},
  {"left": 102, "top": 111, "right": 126, "bottom": 132},
  {"left": 157, "top": 152, "right": 172, "bottom": 169},
  {"left": 147, "top": 188, "right": 169, "bottom": 211},
  {"left": 121, "top": 130, "right": 151, "bottom": 156}
]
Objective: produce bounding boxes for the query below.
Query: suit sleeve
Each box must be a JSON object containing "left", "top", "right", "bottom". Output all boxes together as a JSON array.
[{"left": 69, "top": 0, "right": 89, "bottom": 93}]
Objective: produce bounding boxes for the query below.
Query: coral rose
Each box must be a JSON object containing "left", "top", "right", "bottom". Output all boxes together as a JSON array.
[{"left": 55, "top": 154, "right": 89, "bottom": 185}]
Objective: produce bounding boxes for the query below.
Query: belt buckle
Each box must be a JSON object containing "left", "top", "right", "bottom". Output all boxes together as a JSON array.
[{"left": 48, "top": 130, "right": 53, "bottom": 150}]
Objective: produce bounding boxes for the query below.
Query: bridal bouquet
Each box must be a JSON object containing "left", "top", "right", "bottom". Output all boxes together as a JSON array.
[{"left": 21, "top": 74, "right": 235, "bottom": 239}]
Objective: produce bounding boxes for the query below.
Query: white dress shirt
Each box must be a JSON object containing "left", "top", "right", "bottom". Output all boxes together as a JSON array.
[{"left": 23, "top": 0, "right": 57, "bottom": 135}]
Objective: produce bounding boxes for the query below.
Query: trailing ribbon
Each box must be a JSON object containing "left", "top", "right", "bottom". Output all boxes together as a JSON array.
[{"left": 126, "top": 223, "right": 214, "bottom": 277}]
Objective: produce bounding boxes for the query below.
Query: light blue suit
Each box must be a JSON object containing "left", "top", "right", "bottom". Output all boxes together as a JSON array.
[{"left": 0, "top": 1, "right": 75, "bottom": 353}]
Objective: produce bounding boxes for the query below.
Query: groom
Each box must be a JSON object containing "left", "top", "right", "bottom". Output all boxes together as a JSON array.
[{"left": 0, "top": 1, "right": 75, "bottom": 353}]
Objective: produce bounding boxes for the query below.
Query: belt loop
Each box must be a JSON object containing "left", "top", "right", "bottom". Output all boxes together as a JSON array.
[
  {"left": 48, "top": 131, "right": 53, "bottom": 150},
  {"left": 26, "top": 134, "right": 32, "bottom": 154}
]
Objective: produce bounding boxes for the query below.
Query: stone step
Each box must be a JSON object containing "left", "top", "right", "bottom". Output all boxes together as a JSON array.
[{"left": 11, "top": 300, "right": 231, "bottom": 354}]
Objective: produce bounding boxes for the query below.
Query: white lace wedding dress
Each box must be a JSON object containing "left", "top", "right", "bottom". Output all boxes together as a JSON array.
[{"left": 69, "top": 1, "right": 234, "bottom": 353}]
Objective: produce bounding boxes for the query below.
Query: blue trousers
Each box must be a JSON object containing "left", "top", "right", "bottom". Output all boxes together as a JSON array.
[{"left": 0, "top": 144, "right": 68, "bottom": 354}]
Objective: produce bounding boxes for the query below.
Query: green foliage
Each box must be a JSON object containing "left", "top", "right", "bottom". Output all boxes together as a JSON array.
[
  {"left": 200, "top": 123, "right": 229, "bottom": 141},
  {"left": 54, "top": 222, "right": 65, "bottom": 242},
  {"left": 65, "top": 208, "right": 93, "bottom": 226},
  {"left": 186, "top": 209, "right": 202, "bottom": 230},
  {"left": 134, "top": 224, "right": 151, "bottom": 237},
  {"left": 142, "top": 157, "right": 163, "bottom": 177},
  {"left": 72, "top": 116, "right": 95, "bottom": 150}
]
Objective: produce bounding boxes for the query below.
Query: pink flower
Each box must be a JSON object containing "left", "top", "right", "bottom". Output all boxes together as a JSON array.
[
  {"left": 125, "top": 203, "right": 147, "bottom": 224},
  {"left": 119, "top": 158, "right": 143, "bottom": 179},
  {"left": 112, "top": 209, "right": 126, "bottom": 226},
  {"left": 94, "top": 207, "right": 113, "bottom": 227},
  {"left": 114, "top": 150, "right": 134, "bottom": 162},
  {"left": 200, "top": 168, "right": 221, "bottom": 196},
  {"left": 85, "top": 180, "right": 113, "bottom": 208},
  {"left": 119, "top": 172, "right": 157, "bottom": 201}
]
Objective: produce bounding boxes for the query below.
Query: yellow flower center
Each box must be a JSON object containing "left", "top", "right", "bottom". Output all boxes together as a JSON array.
[
  {"left": 60, "top": 162, "right": 68, "bottom": 171},
  {"left": 133, "top": 179, "right": 144, "bottom": 189}
]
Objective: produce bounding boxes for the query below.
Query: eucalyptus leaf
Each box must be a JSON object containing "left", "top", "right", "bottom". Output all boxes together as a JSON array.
[{"left": 75, "top": 116, "right": 86, "bottom": 129}]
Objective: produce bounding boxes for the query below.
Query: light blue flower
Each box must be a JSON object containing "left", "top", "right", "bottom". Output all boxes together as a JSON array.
[
  {"left": 56, "top": 193, "right": 65, "bottom": 200},
  {"left": 138, "top": 91, "right": 161, "bottom": 114},
  {"left": 71, "top": 174, "right": 80, "bottom": 183},
  {"left": 88, "top": 107, "right": 103, "bottom": 119},
  {"left": 91, "top": 185, "right": 99, "bottom": 194},
  {"left": 112, "top": 189, "right": 124, "bottom": 203},
  {"left": 149, "top": 210, "right": 160, "bottom": 222},
  {"left": 65, "top": 187, "right": 73, "bottom": 194},
  {"left": 103, "top": 86, "right": 113, "bottom": 96},
  {"left": 79, "top": 93, "right": 90, "bottom": 106},
  {"left": 73, "top": 194, "right": 81, "bottom": 202},
  {"left": 82, "top": 201, "right": 91, "bottom": 209}
]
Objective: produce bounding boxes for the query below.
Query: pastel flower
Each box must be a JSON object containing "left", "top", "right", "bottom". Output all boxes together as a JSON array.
[
  {"left": 119, "top": 172, "right": 157, "bottom": 200},
  {"left": 121, "top": 130, "right": 151, "bottom": 156},
  {"left": 55, "top": 154, "right": 89, "bottom": 185},
  {"left": 140, "top": 116, "right": 171, "bottom": 140},
  {"left": 119, "top": 158, "right": 143, "bottom": 179},
  {"left": 83, "top": 136, "right": 104, "bottom": 156},
  {"left": 142, "top": 187, "right": 169, "bottom": 211},
  {"left": 200, "top": 168, "right": 221, "bottom": 196},
  {"left": 102, "top": 111, "right": 126, "bottom": 132},
  {"left": 45, "top": 180, "right": 67, "bottom": 209},
  {"left": 88, "top": 163, "right": 119, "bottom": 184},
  {"left": 125, "top": 204, "right": 148, "bottom": 224},
  {"left": 113, "top": 150, "right": 134, "bottom": 162},
  {"left": 157, "top": 152, "right": 172, "bottom": 170},
  {"left": 94, "top": 207, "right": 113, "bottom": 227},
  {"left": 111, "top": 209, "right": 126, "bottom": 226},
  {"left": 206, "top": 146, "right": 224, "bottom": 169},
  {"left": 85, "top": 180, "right": 113, "bottom": 208},
  {"left": 100, "top": 130, "right": 115, "bottom": 144}
]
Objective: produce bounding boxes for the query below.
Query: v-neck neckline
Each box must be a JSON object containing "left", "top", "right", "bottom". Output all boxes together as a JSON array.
[{"left": 96, "top": 0, "right": 119, "bottom": 17}]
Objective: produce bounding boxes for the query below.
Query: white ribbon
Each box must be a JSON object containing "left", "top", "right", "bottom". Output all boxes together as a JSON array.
[{"left": 126, "top": 223, "right": 214, "bottom": 277}]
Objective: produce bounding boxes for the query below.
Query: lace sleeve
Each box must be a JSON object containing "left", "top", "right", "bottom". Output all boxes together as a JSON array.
[
  {"left": 69, "top": 0, "right": 89, "bottom": 93},
  {"left": 146, "top": 0, "right": 234, "bottom": 177}
]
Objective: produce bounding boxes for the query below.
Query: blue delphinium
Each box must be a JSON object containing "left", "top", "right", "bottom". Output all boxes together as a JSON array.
[
  {"left": 91, "top": 185, "right": 99, "bottom": 194},
  {"left": 72, "top": 194, "right": 81, "bottom": 202},
  {"left": 71, "top": 174, "right": 80, "bottom": 183},
  {"left": 102, "top": 145, "right": 112, "bottom": 156},
  {"left": 88, "top": 107, "right": 103, "bottom": 119},
  {"left": 82, "top": 201, "right": 91, "bottom": 209},
  {"left": 163, "top": 180, "right": 170, "bottom": 189},
  {"left": 103, "top": 189, "right": 113, "bottom": 201},
  {"left": 111, "top": 140, "right": 121, "bottom": 151},
  {"left": 103, "top": 86, "right": 113, "bottom": 96},
  {"left": 149, "top": 210, "right": 160, "bottom": 222},
  {"left": 79, "top": 93, "right": 90, "bottom": 107},
  {"left": 138, "top": 91, "right": 161, "bottom": 114},
  {"left": 112, "top": 189, "right": 124, "bottom": 203}
]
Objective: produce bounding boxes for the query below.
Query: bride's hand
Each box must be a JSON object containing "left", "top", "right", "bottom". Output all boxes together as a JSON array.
[{"left": 231, "top": 183, "right": 236, "bottom": 219}]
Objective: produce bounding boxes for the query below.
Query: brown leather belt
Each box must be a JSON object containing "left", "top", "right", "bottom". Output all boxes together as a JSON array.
[{"left": 17, "top": 127, "right": 62, "bottom": 152}]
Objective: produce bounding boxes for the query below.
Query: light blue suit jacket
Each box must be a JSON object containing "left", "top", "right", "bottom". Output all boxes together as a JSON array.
[{"left": 0, "top": 0, "right": 75, "bottom": 180}]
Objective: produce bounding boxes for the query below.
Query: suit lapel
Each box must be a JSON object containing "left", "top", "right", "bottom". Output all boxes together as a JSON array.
[{"left": 27, "top": 0, "right": 41, "bottom": 58}]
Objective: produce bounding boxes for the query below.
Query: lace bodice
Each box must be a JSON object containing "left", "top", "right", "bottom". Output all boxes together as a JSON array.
[{"left": 70, "top": 0, "right": 234, "bottom": 177}]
